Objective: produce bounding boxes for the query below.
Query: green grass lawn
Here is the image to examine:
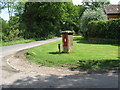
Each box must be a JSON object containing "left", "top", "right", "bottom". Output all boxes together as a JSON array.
[
  {"left": 25, "top": 36, "right": 119, "bottom": 69},
  {"left": 0, "top": 39, "right": 35, "bottom": 46}
]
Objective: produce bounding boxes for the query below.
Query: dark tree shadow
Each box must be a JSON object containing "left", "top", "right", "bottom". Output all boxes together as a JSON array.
[
  {"left": 74, "top": 37, "right": 89, "bottom": 44},
  {"left": 2, "top": 72, "right": 118, "bottom": 88},
  {"left": 68, "top": 59, "right": 120, "bottom": 73}
]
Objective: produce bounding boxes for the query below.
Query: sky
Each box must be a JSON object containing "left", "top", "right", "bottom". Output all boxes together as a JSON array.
[{"left": 0, "top": 0, "right": 120, "bottom": 21}]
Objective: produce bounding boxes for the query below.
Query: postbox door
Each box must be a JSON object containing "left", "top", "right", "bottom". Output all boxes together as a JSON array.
[{"left": 63, "top": 34, "right": 68, "bottom": 46}]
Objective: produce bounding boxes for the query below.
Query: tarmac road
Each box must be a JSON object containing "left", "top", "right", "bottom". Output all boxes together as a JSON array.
[
  {"left": 0, "top": 38, "right": 61, "bottom": 57},
  {"left": 0, "top": 38, "right": 119, "bottom": 88}
]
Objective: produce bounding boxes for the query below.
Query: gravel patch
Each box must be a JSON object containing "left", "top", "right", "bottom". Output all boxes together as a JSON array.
[{"left": 7, "top": 50, "right": 82, "bottom": 76}]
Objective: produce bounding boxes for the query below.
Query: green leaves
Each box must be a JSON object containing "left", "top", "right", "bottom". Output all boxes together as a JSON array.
[
  {"left": 80, "top": 8, "right": 107, "bottom": 39},
  {"left": 82, "top": 0, "right": 110, "bottom": 10},
  {"left": 22, "top": 2, "right": 85, "bottom": 38},
  {"left": 88, "top": 18, "right": 120, "bottom": 39},
  {"left": 13, "top": 2, "right": 25, "bottom": 15}
]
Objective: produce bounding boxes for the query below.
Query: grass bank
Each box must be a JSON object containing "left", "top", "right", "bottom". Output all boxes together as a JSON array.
[{"left": 25, "top": 36, "right": 119, "bottom": 70}]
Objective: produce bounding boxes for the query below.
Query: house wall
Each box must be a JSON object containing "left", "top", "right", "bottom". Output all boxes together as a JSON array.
[{"left": 107, "top": 14, "right": 120, "bottom": 19}]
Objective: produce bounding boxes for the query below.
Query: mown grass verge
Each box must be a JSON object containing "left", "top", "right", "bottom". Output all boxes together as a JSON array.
[
  {"left": 25, "top": 36, "right": 119, "bottom": 71},
  {"left": 0, "top": 39, "right": 35, "bottom": 46},
  {"left": 0, "top": 37, "right": 58, "bottom": 46}
]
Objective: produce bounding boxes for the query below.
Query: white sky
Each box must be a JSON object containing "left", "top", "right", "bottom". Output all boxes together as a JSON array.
[{"left": 0, "top": 0, "right": 120, "bottom": 21}]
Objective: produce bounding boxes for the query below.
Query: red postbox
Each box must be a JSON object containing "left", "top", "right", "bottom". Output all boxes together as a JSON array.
[
  {"left": 63, "top": 34, "right": 68, "bottom": 46},
  {"left": 62, "top": 31, "right": 74, "bottom": 53}
]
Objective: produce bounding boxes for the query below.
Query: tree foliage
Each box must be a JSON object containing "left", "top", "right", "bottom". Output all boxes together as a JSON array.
[
  {"left": 2, "top": 1, "right": 114, "bottom": 42},
  {"left": 80, "top": 8, "right": 107, "bottom": 39},
  {"left": 82, "top": 0, "right": 110, "bottom": 10},
  {"left": 0, "top": 2, "right": 6, "bottom": 13},
  {"left": 22, "top": 2, "right": 85, "bottom": 39},
  {"left": 0, "top": 2, "right": 15, "bottom": 26},
  {"left": 1, "top": 16, "right": 22, "bottom": 42},
  {"left": 88, "top": 18, "right": 120, "bottom": 39},
  {"left": 1, "top": 2, "right": 85, "bottom": 41},
  {"left": 13, "top": 2, "right": 25, "bottom": 16}
]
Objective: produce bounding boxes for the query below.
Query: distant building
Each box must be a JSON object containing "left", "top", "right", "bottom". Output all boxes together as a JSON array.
[{"left": 104, "top": 5, "right": 120, "bottom": 19}]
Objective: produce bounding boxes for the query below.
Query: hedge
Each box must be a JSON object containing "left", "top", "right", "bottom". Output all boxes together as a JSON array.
[{"left": 88, "top": 18, "right": 120, "bottom": 39}]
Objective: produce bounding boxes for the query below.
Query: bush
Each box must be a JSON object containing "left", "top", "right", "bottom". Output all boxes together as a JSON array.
[
  {"left": 80, "top": 8, "right": 107, "bottom": 39},
  {"left": 1, "top": 16, "right": 24, "bottom": 42},
  {"left": 88, "top": 18, "right": 120, "bottom": 39},
  {"left": 2, "top": 28, "right": 22, "bottom": 42}
]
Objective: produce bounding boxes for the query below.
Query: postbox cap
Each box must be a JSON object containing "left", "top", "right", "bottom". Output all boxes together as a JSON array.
[{"left": 61, "top": 31, "right": 74, "bottom": 34}]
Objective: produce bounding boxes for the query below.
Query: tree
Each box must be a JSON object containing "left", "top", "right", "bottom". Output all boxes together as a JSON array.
[
  {"left": 22, "top": 2, "right": 64, "bottom": 38},
  {"left": 82, "top": 0, "right": 110, "bottom": 10},
  {"left": 60, "top": 3, "right": 85, "bottom": 34},
  {"left": 1, "top": 17, "right": 9, "bottom": 41},
  {"left": 22, "top": 2, "right": 84, "bottom": 39},
  {"left": 80, "top": 8, "right": 107, "bottom": 39},
  {"left": 1, "top": 16, "right": 22, "bottom": 42},
  {"left": 0, "top": 1, "right": 6, "bottom": 13},
  {"left": 1, "top": 2, "right": 26, "bottom": 42},
  {"left": 13, "top": 2, "right": 25, "bottom": 16},
  {"left": 0, "top": 2, "right": 15, "bottom": 26}
]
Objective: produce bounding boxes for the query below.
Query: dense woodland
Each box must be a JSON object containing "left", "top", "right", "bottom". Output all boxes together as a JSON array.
[{"left": 0, "top": 0, "right": 119, "bottom": 42}]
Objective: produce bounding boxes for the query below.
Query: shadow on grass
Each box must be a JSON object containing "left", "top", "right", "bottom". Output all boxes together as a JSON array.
[
  {"left": 74, "top": 37, "right": 89, "bottom": 43},
  {"left": 74, "top": 37, "right": 120, "bottom": 46},
  {"left": 49, "top": 52, "right": 69, "bottom": 55},
  {"left": 69, "top": 59, "right": 120, "bottom": 74}
]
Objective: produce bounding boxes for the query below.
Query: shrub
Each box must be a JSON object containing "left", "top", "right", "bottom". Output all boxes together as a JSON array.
[
  {"left": 1, "top": 16, "right": 23, "bottom": 42},
  {"left": 88, "top": 18, "right": 120, "bottom": 39},
  {"left": 80, "top": 8, "right": 107, "bottom": 39},
  {"left": 2, "top": 28, "right": 22, "bottom": 42}
]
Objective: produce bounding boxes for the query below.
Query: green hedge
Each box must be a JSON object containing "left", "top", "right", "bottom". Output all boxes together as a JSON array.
[{"left": 88, "top": 18, "right": 120, "bottom": 39}]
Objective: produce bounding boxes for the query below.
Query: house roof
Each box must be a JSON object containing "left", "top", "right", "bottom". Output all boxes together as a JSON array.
[{"left": 104, "top": 5, "right": 120, "bottom": 14}]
